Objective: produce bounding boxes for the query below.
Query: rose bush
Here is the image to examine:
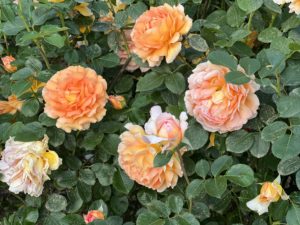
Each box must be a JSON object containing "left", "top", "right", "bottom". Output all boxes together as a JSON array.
[{"left": 1, "top": 0, "right": 300, "bottom": 225}]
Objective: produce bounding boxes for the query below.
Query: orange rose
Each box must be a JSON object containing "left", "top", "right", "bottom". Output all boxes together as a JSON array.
[
  {"left": 108, "top": 95, "right": 126, "bottom": 110},
  {"left": 184, "top": 62, "right": 260, "bottom": 133},
  {"left": 84, "top": 210, "right": 104, "bottom": 224},
  {"left": 42, "top": 66, "right": 107, "bottom": 133},
  {"left": 0, "top": 95, "right": 23, "bottom": 115},
  {"left": 1, "top": 56, "right": 17, "bottom": 73},
  {"left": 131, "top": 4, "right": 192, "bottom": 67},
  {"left": 118, "top": 123, "right": 183, "bottom": 192}
]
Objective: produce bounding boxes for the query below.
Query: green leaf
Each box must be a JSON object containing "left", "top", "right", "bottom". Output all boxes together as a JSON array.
[
  {"left": 258, "top": 27, "right": 282, "bottom": 43},
  {"left": 286, "top": 205, "right": 300, "bottom": 225},
  {"left": 113, "top": 169, "right": 134, "bottom": 194},
  {"left": 47, "top": 127, "right": 65, "bottom": 147},
  {"left": 44, "top": 33, "right": 66, "bottom": 48},
  {"left": 195, "top": 159, "right": 210, "bottom": 179},
  {"left": 192, "top": 201, "right": 210, "bottom": 221},
  {"left": 261, "top": 121, "right": 288, "bottom": 142},
  {"left": 225, "top": 71, "right": 251, "bottom": 84},
  {"left": 21, "top": 99, "right": 40, "bottom": 117},
  {"left": 226, "top": 130, "right": 254, "bottom": 154},
  {"left": 137, "top": 72, "right": 165, "bottom": 92},
  {"left": 11, "top": 80, "right": 32, "bottom": 97},
  {"left": 127, "top": 2, "right": 148, "bottom": 20},
  {"left": 153, "top": 151, "right": 173, "bottom": 168},
  {"left": 3, "top": 17, "right": 26, "bottom": 35},
  {"left": 264, "top": 0, "right": 282, "bottom": 13},
  {"left": 101, "top": 134, "right": 120, "bottom": 155},
  {"left": 43, "top": 214, "right": 62, "bottom": 225},
  {"left": 278, "top": 96, "right": 300, "bottom": 116},
  {"left": 110, "top": 196, "right": 129, "bottom": 215},
  {"left": 225, "top": 164, "right": 254, "bottom": 187},
  {"left": 79, "top": 169, "right": 95, "bottom": 186},
  {"left": 184, "top": 123, "right": 208, "bottom": 150},
  {"left": 249, "top": 133, "right": 270, "bottom": 158},
  {"left": 136, "top": 212, "right": 165, "bottom": 225},
  {"left": 164, "top": 72, "right": 186, "bottom": 94},
  {"left": 80, "top": 131, "right": 103, "bottom": 151},
  {"left": 237, "top": 0, "right": 263, "bottom": 13},
  {"left": 137, "top": 190, "right": 157, "bottom": 206},
  {"left": 11, "top": 67, "right": 34, "bottom": 80},
  {"left": 296, "top": 170, "right": 300, "bottom": 190},
  {"left": 91, "top": 163, "right": 115, "bottom": 186},
  {"left": 77, "top": 181, "right": 92, "bottom": 202},
  {"left": 61, "top": 214, "right": 85, "bottom": 225},
  {"left": 15, "top": 122, "right": 46, "bottom": 142},
  {"left": 205, "top": 177, "right": 227, "bottom": 198},
  {"left": 277, "top": 157, "right": 300, "bottom": 176},
  {"left": 282, "top": 61, "right": 300, "bottom": 86},
  {"left": 46, "top": 194, "right": 67, "bottom": 212},
  {"left": 55, "top": 170, "right": 78, "bottom": 188},
  {"left": 226, "top": 4, "right": 247, "bottom": 27},
  {"left": 175, "top": 213, "right": 200, "bottom": 225},
  {"left": 208, "top": 50, "right": 237, "bottom": 70},
  {"left": 186, "top": 179, "right": 205, "bottom": 200},
  {"left": 211, "top": 155, "right": 233, "bottom": 177},
  {"left": 98, "top": 53, "right": 120, "bottom": 68},
  {"left": 167, "top": 195, "right": 184, "bottom": 214},
  {"left": 188, "top": 34, "right": 209, "bottom": 52},
  {"left": 240, "top": 57, "right": 261, "bottom": 74},
  {"left": 148, "top": 200, "right": 171, "bottom": 218},
  {"left": 67, "top": 189, "right": 83, "bottom": 213},
  {"left": 272, "top": 134, "right": 300, "bottom": 159}
]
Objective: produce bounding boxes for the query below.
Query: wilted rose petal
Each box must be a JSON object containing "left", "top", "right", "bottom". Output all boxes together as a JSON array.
[
  {"left": 246, "top": 176, "right": 289, "bottom": 215},
  {"left": 0, "top": 136, "right": 61, "bottom": 197},
  {"left": 1, "top": 56, "right": 17, "bottom": 73},
  {"left": 0, "top": 95, "right": 23, "bottom": 115},
  {"left": 42, "top": 66, "right": 107, "bottom": 133},
  {"left": 131, "top": 4, "right": 192, "bottom": 67},
  {"left": 184, "top": 61, "right": 260, "bottom": 133},
  {"left": 108, "top": 95, "right": 126, "bottom": 110}
]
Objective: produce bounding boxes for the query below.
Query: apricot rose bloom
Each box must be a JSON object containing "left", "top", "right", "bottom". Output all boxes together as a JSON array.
[
  {"left": 246, "top": 176, "right": 288, "bottom": 215},
  {"left": 131, "top": 4, "right": 192, "bottom": 67},
  {"left": 1, "top": 56, "right": 17, "bottom": 73},
  {"left": 0, "top": 136, "right": 61, "bottom": 197},
  {"left": 84, "top": 210, "right": 105, "bottom": 224},
  {"left": 273, "top": 0, "right": 300, "bottom": 14},
  {"left": 144, "top": 106, "right": 188, "bottom": 150},
  {"left": 118, "top": 123, "right": 183, "bottom": 192},
  {"left": 42, "top": 66, "right": 107, "bottom": 133},
  {"left": 184, "top": 62, "right": 260, "bottom": 133},
  {"left": 108, "top": 95, "right": 126, "bottom": 110}
]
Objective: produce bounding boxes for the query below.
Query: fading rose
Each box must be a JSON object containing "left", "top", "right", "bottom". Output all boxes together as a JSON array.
[
  {"left": 118, "top": 123, "right": 183, "bottom": 192},
  {"left": 0, "top": 95, "right": 23, "bottom": 115},
  {"left": 0, "top": 136, "right": 61, "bottom": 197},
  {"left": 131, "top": 4, "right": 192, "bottom": 67},
  {"left": 42, "top": 66, "right": 107, "bottom": 133},
  {"left": 108, "top": 95, "right": 126, "bottom": 110},
  {"left": 1, "top": 56, "right": 17, "bottom": 73},
  {"left": 144, "top": 106, "right": 188, "bottom": 150},
  {"left": 84, "top": 210, "right": 105, "bottom": 224},
  {"left": 246, "top": 176, "right": 289, "bottom": 215},
  {"left": 118, "top": 30, "right": 149, "bottom": 72},
  {"left": 184, "top": 62, "right": 260, "bottom": 133},
  {"left": 74, "top": 3, "right": 93, "bottom": 17}
]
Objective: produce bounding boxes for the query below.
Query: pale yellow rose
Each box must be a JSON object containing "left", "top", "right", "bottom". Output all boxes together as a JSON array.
[
  {"left": 246, "top": 176, "right": 289, "bottom": 215},
  {"left": 0, "top": 136, "right": 61, "bottom": 197}
]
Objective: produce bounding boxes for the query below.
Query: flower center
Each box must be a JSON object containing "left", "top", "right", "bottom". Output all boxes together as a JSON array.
[
  {"left": 65, "top": 91, "right": 77, "bottom": 104},
  {"left": 211, "top": 90, "right": 225, "bottom": 104}
]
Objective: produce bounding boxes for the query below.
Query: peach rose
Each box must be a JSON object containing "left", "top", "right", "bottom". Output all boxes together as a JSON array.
[
  {"left": 108, "top": 95, "right": 126, "bottom": 110},
  {"left": 184, "top": 62, "right": 260, "bottom": 133},
  {"left": 118, "top": 30, "right": 149, "bottom": 72},
  {"left": 84, "top": 210, "right": 105, "bottom": 224},
  {"left": 288, "top": 0, "right": 300, "bottom": 14},
  {"left": 0, "top": 95, "right": 23, "bottom": 115},
  {"left": 0, "top": 136, "right": 61, "bottom": 197},
  {"left": 118, "top": 123, "right": 183, "bottom": 192},
  {"left": 131, "top": 4, "right": 192, "bottom": 67},
  {"left": 1, "top": 56, "right": 17, "bottom": 73},
  {"left": 144, "top": 106, "right": 188, "bottom": 150},
  {"left": 246, "top": 176, "right": 288, "bottom": 215},
  {"left": 42, "top": 66, "right": 107, "bottom": 133}
]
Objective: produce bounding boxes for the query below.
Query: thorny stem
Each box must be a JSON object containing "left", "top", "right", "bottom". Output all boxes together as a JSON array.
[
  {"left": 177, "top": 147, "right": 192, "bottom": 213},
  {"left": 108, "top": 56, "right": 132, "bottom": 93},
  {"left": 18, "top": 1, "right": 51, "bottom": 69}
]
